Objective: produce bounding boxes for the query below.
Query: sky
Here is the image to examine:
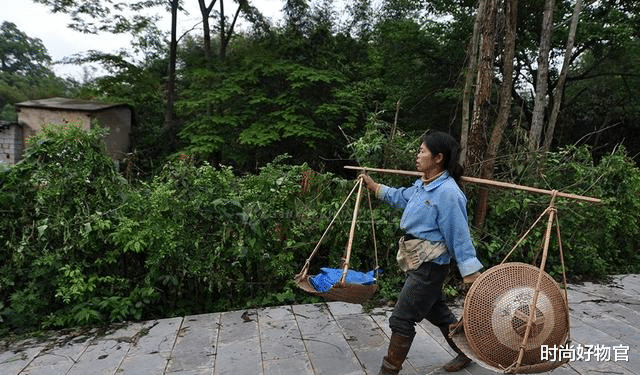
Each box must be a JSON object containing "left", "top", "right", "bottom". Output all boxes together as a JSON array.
[{"left": 1, "top": 0, "right": 287, "bottom": 81}]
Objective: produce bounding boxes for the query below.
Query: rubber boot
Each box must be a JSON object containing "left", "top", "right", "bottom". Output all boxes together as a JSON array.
[
  {"left": 439, "top": 325, "right": 472, "bottom": 372},
  {"left": 378, "top": 333, "right": 414, "bottom": 375}
]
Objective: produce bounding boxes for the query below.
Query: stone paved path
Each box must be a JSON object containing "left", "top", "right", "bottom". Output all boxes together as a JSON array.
[{"left": 1, "top": 274, "right": 639, "bottom": 375}]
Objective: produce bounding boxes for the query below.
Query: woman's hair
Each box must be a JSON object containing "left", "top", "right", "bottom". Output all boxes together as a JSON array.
[{"left": 420, "top": 130, "right": 465, "bottom": 184}]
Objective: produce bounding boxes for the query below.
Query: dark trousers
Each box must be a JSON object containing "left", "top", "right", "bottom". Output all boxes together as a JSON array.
[{"left": 389, "top": 261, "right": 457, "bottom": 338}]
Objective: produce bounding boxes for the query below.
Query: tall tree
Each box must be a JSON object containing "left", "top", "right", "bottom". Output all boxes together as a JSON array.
[
  {"left": 527, "top": 0, "right": 555, "bottom": 152},
  {"left": 542, "top": 0, "right": 582, "bottom": 152},
  {"left": 459, "top": 0, "right": 484, "bottom": 166},
  {"left": 163, "top": 0, "right": 180, "bottom": 150},
  {"left": 474, "top": 0, "right": 519, "bottom": 229},
  {"left": 0, "top": 22, "right": 68, "bottom": 120},
  {"left": 0, "top": 22, "right": 52, "bottom": 76},
  {"left": 218, "top": 0, "right": 248, "bottom": 60},
  {"left": 465, "top": 0, "right": 498, "bottom": 177},
  {"left": 198, "top": 0, "right": 217, "bottom": 61}
]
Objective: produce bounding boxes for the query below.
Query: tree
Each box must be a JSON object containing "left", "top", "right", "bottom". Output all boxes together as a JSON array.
[
  {"left": 474, "top": 0, "right": 519, "bottom": 229},
  {"left": 0, "top": 22, "right": 69, "bottom": 120},
  {"left": 542, "top": 0, "right": 582, "bottom": 152},
  {"left": 0, "top": 22, "right": 52, "bottom": 76},
  {"left": 465, "top": 0, "right": 497, "bottom": 177},
  {"left": 527, "top": 0, "right": 556, "bottom": 152},
  {"left": 33, "top": 0, "right": 162, "bottom": 34},
  {"left": 163, "top": 0, "right": 180, "bottom": 151},
  {"left": 195, "top": 0, "right": 249, "bottom": 61}
]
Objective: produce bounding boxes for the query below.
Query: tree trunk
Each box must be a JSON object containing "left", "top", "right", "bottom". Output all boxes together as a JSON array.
[
  {"left": 163, "top": 0, "right": 179, "bottom": 151},
  {"left": 460, "top": 0, "right": 485, "bottom": 166},
  {"left": 542, "top": 0, "right": 582, "bottom": 152},
  {"left": 199, "top": 0, "right": 217, "bottom": 62},
  {"left": 219, "top": 0, "right": 226, "bottom": 60},
  {"left": 466, "top": 0, "right": 497, "bottom": 178},
  {"left": 528, "top": 0, "right": 556, "bottom": 152},
  {"left": 221, "top": 2, "right": 244, "bottom": 60},
  {"left": 475, "top": 0, "right": 518, "bottom": 229}
]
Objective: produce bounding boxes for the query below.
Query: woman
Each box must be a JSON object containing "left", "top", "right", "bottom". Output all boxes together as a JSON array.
[{"left": 361, "top": 130, "right": 482, "bottom": 374}]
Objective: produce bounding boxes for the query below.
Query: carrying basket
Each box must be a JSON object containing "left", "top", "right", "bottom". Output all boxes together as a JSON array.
[{"left": 294, "top": 177, "right": 380, "bottom": 304}]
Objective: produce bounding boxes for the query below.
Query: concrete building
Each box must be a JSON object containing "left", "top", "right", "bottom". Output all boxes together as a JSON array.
[{"left": 5, "top": 97, "right": 132, "bottom": 164}]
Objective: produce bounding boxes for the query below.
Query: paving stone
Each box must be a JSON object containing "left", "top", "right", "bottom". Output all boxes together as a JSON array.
[
  {"left": 1, "top": 274, "right": 640, "bottom": 375},
  {"left": 259, "top": 315, "right": 306, "bottom": 361},
  {"left": 117, "top": 317, "right": 183, "bottom": 374},
  {"left": 568, "top": 313, "right": 639, "bottom": 374},
  {"left": 263, "top": 354, "right": 315, "bottom": 375},
  {"left": 293, "top": 304, "right": 342, "bottom": 335},
  {"left": 334, "top": 314, "right": 387, "bottom": 374},
  {"left": 258, "top": 305, "right": 295, "bottom": 323},
  {"left": 65, "top": 339, "right": 130, "bottom": 375},
  {"left": 21, "top": 334, "right": 92, "bottom": 375},
  {"left": 294, "top": 302, "right": 364, "bottom": 374},
  {"left": 613, "top": 274, "right": 640, "bottom": 296},
  {"left": 214, "top": 309, "right": 262, "bottom": 375},
  {"left": 327, "top": 301, "right": 366, "bottom": 316},
  {"left": 165, "top": 313, "right": 220, "bottom": 374},
  {"left": 65, "top": 322, "right": 145, "bottom": 375},
  {"left": 303, "top": 331, "right": 365, "bottom": 375},
  {"left": 0, "top": 345, "right": 45, "bottom": 375}
]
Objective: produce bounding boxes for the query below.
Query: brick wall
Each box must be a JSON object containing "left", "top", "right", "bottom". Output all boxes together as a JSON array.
[{"left": 0, "top": 123, "right": 23, "bottom": 164}]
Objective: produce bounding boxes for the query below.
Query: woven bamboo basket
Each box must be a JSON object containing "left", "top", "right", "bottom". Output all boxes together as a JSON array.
[
  {"left": 294, "top": 273, "right": 378, "bottom": 304},
  {"left": 450, "top": 262, "right": 570, "bottom": 373}
]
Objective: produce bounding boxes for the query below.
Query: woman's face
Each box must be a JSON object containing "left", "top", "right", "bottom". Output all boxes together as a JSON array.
[{"left": 416, "top": 142, "right": 444, "bottom": 176}]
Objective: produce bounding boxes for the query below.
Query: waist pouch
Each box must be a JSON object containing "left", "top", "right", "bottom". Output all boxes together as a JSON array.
[{"left": 397, "top": 237, "right": 447, "bottom": 272}]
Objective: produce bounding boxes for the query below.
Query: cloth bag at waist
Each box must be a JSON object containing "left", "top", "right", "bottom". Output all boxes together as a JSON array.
[{"left": 397, "top": 235, "right": 448, "bottom": 272}]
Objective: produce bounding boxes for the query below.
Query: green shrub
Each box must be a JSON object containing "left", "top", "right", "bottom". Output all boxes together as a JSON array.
[
  {"left": 1, "top": 123, "right": 638, "bottom": 335},
  {"left": 0, "top": 123, "right": 135, "bottom": 331},
  {"left": 471, "top": 145, "right": 640, "bottom": 281}
]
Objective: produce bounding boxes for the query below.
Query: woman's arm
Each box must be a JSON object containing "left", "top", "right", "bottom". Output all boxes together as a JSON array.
[{"left": 437, "top": 189, "right": 483, "bottom": 277}]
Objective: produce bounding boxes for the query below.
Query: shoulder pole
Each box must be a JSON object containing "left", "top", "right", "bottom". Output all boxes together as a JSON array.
[{"left": 343, "top": 166, "right": 601, "bottom": 203}]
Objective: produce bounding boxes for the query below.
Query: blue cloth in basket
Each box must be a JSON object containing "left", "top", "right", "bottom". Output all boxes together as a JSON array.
[{"left": 308, "top": 267, "right": 382, "bottom": 293}]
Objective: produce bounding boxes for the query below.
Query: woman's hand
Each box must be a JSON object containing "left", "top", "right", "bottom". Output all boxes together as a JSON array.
[
  {"left": 462, "top": 271, "right": 481, "bottom": 286},
  {"left": 360, "top": 174, "right": 379, "bottom": 193}
]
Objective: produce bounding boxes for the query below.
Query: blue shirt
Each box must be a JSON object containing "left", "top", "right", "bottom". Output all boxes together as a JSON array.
[{"left": 378, "top": 172, "right": 483, "bottom": 277}]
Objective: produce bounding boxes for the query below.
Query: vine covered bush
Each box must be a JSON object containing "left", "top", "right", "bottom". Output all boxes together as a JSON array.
[
  {"left": 468, "top": 145, "right": 640, "bottom": 281},
  {"left": 1, "top": 125, "right": 639, "bottom": 335}
]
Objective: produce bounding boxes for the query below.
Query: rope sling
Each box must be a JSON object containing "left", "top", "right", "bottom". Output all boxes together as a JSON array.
[{"left": 294, "top": 177, "right": 382, "bottom": 304}]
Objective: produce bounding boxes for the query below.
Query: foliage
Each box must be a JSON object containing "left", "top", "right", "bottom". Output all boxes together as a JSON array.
[
  {"left": 2, "top": 122, "right": 639, "bottom": 335},
  {"left": 2, "top": 0, "right": 640, "bottom": 336},
  {"left": 0, "top": 123, "right": 136, "bottom": 331},
  {"left": 75, "top": 52, "right": 168, "bottom": 178},
  {"left": 175, "top": 26, "right": 373, "bottom": 170},
  {"left": 0, "top": 22, "right": 51, "bottom": 77},
  {"left": 470, "top": 145, "right": 640, "bottom": 281},
  {"left": 0, "top": 22, "right": 72, "bottom": 121}
]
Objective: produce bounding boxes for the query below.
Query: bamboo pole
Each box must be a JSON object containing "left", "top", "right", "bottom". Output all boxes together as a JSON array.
[
  {"left": 339, "top": 177, "right": 364, "bottom": 286},
  {"left": 344, "top": 165, "right": 601, "bottom": 203}
]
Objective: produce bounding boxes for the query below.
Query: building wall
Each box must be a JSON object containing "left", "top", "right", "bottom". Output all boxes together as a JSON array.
[
  {"left": 94, "top": 107, "right": 131, "bottom": 160},
  {"left": 17, "top": 106, "right": 131, "bottom": 161},
  {"left": 19, "top": 108, "right": 92, "bottom": 142},
  {"left": 0, "top": 124, "right": 23, "bottom": 165}
]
